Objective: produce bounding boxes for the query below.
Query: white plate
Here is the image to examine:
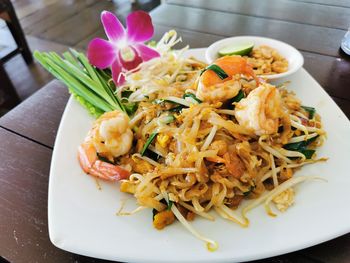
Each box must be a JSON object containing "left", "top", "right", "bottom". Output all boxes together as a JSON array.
[
  {"left": 49, "top": 48, "right": 350, "bottom": 263},
  {"left": 206, "top": 36, "right": 304, "bottom": 79}
]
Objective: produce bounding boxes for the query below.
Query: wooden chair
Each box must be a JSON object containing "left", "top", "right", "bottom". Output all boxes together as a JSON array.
[{"left": 0, "top": 0, "right": 33, "bottom": 109}]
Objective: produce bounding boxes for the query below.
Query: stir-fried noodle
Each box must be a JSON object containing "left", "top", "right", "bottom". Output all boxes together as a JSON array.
[{"left": 78, "top": 31, "right": 326, "bottom": 250}]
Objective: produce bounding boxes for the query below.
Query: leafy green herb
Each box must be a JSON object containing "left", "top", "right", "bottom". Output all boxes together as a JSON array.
[
  {"left": 153, "top": 98, "right": 183, "bottom": 105},
  {"left": 222, "top": 90, "right": 245, "bottom": 109},
  {"left": 154, "top": 97, "right": 191, "bottom": 113},
  {"left": 167, "top": 200, "right": 173, "bottom": 210},
  {"left": 153, "top": 99, "right": 165, "bottom": 105},
  {"left": 301, "top": 106, "right": 316, "bottom": 119},
  {"left": 232, "top": 90, "right": 245, "bottom": 103},
  {"left": 160, "top": 197, "right": 173, "bottom": 210},
  {"left": 143, "top": 148, "right": 162, "bottom": 161},
  {"left": 284, "top": 141, "right": 304, "bottom": 151},
  {"left": 284, "top": 135, "right": 319, "bottom": 159},
  {"left": 183, "top": 93, "right": 202, "bottom": 103},
  {"left": 160, "top": 114, "right": 175, "bottom": 124},
  {"left": 284, "top": 136, "right": 318, "bottom": 151},
  {"left": 141, "top": 132, "right": 158, "bottom": 156},
  {"left": 299, "top": 149, "right": 315, "bottom": 159},
  {"left": 200, "top": 64, "right": 228, "bottom": 79},
  {"left": 169, "top": 105, "right": 186, "bottom": 113},
  {"left": 152, "top": 198, "right": 172, "bottom": 221},
  {"left": 243, "top": 184, "right": 256, "bottom": 196}
]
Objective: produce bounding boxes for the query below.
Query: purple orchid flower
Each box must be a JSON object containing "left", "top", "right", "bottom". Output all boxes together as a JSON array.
[{"left": 87, "top": 11, "right": 160, "bottom": 85}]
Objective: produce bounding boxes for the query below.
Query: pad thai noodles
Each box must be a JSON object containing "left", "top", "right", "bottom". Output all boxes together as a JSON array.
[{"left": 40, "top": 30, "right": 327, "bottom": 251}]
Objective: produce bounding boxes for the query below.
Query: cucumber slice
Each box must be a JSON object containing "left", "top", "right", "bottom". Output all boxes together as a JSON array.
[{"left": 218, "top": 42, "right": 254, "bottom": 56}]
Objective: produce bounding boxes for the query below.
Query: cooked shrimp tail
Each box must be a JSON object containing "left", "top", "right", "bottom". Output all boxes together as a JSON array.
[
  {"left": 78, "top": 142, "right": 130, "bottom": 181},
  {"left": 78, "top": 110, "right": 133, "bottom": 181}
]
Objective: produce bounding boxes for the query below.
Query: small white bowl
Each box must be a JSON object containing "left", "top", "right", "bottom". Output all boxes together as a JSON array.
[{"left": 205, "top": 36, "right": 304, "bottom": 80}]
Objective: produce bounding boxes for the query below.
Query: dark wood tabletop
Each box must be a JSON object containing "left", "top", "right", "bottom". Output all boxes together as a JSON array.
[{"left": 1, "top": 1, "right": 350, "bottom": 262}]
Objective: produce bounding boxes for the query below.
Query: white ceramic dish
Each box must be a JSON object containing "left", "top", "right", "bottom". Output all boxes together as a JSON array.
[
  {"left": 206, "top": 36, "right": 304, "bottom": 80},
  {"left": 49, "top": 48, "right": 350, "bottom": 263}
]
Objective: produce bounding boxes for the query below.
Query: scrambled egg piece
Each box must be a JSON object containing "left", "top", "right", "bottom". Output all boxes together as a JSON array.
[
  {"left": 120, "top": 181, "right": 136, "bottom": 194},
  {"left": 154, "top": 79, "right": 168, "bottom": 86},
  {"left": 157, "top": 134, "right": 170, "bottom": 148},
  {"left": 272, "top": 188, "right": 295, "bottom": 212},
  {"left": 153, "top": 210, "right": 175, "bottom": 230},
  {"left": 131, "top": 156, "right": 154, "bottom": 174}
]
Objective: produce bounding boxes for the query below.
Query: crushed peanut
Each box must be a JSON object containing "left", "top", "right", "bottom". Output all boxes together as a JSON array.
[
  {"left": 244, "top": 45, "right": 288, "bottom": 75},
  {"left": 157, "top": 133, "right": 170, "bottom": 148}
]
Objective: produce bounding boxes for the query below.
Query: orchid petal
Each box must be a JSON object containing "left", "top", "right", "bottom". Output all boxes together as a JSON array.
[
  {"left": 111, "top": 60, "right": 125, "bottom": 86},
  {"left": 134, "top": 44, "right": 160, "bottom": 61},
  {"left": 101, "top": 11, "right": 125, "bottom": 42},
  {"left": 87, "top": 38, "right": 116, "bottom": 69},
  {"left": 126, "top": 11, "right": 154, "bottom": 43},
  {"left": 118, "top": 46, "right": 143, "bottom": 71}
]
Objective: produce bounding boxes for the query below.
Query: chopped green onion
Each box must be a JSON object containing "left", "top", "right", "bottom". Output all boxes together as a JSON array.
[
  {"left": 200, "top": 64, "right": 228, "bottom": 80},
  {"left": 167, "top": 200, "right": 174, "bottom": 210},
  {"left": 169, "top": 105, "right": 185, "bottom": 113},
  {"left": 153, "top": 99, "right": 165, "bottom": 105},
  {"left": 152, "top": 198, "right": 173, "bottom": 220},
  {"left": 141, "top": 132, "right": 158, "bottom": 156},
  {"left": 160, "top": 114, "right": 175, "bottom": 124},
  {"left": 143, "top": 149, "right": 162, "bottom": 161},
  {"left": 243, "top": 185, "right": 256, "bottom": 196},
  {"left": 301, "top": 106, "right": 316, "bottom": 119},
  {"left": 232, "top": 90, "right": 245, "bottom": 103},
  {"left": 153, "top": 98, "right": 187, "bottom": 113},
  {"left": 284, "top": 141, "right": 305, "bottom": 151},
  {"left": 153, "top": 98, "right": 183, "bottom": 105},
  {"left": 300, "top": 149, "right": 315, "bottom": 159},
  {"left": 183, "top": 93, "right": 202, "bottom": 103},
  {"left": 153, "top": 99, "right": 186, "bottom": 113},
  {"left": 284, "top": 136, "right": 318, "bottom": 151},
  {"left": 222, "top": 90, "right": 245, "bottom": 109},
  {"left": 284, "top": 135, "right": 319, "bottom": 159}
]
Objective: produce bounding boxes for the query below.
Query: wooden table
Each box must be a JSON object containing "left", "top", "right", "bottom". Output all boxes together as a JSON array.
[{"left": 1, "top": 1, "right": 350, "bottom": 262}]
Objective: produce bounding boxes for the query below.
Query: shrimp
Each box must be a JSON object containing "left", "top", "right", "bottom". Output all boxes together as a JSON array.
[
  {"left": 77, "top": 110, "right": 133, "bottom": 181},
  {"left": 196, "top": 56, "right": 258, "bottom": 103},
  {"left": 234, "top": 83, "right": 283, "bottom": 135}
]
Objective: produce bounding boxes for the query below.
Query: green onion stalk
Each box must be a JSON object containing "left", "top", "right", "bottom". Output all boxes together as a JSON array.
[{"left": 34, "top": 49, "right": 126, "bottom": 118}]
